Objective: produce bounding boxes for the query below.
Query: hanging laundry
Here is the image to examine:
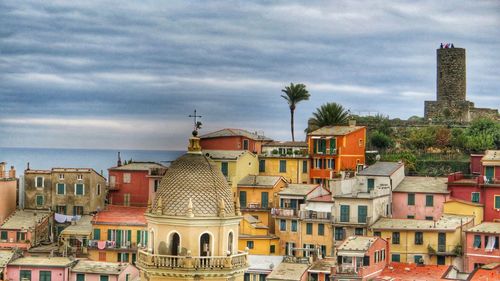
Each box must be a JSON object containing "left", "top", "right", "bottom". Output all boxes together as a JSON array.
[
  {"left": 55, "top": 213, "right": 67, "bottom": 223},
  {"left": 97, "top": 240, "right": 106, "bottom": 250}
]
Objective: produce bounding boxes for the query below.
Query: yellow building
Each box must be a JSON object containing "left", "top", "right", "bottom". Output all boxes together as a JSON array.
[
  {"left": 137, "top": 136, "right": 247, "bottom": 281},
  {"left": 204, "top": 150, "right": 259, "bottom": 194},
  {"left": 88, "top": 205, "right": 148, "bottom": 264},
  {"left": 444, "top": 199, "right": 484, "bottom": 225},
  {"left": 239, "top": 214, "right": 279, "bottom": 255},
  {"left": 259, "top": 141, "right": 309, "bottom": 184},
  {"left": 369, "top": 215, "right": 474, "bottom": 269}
]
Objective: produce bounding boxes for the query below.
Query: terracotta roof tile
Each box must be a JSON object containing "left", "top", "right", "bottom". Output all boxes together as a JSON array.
[
  {"left": 375, "top": 263, "right": 452, "bottom": 281},
  {"left": 93, "top": 205, "right": 147, "bottom": 225}
]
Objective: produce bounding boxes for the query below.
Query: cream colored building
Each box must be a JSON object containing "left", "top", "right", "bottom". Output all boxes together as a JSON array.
[{"left": 136, "top": 137, "right": 248, "bottom": 281}]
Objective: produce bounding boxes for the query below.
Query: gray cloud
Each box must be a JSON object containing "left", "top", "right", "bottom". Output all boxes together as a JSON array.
[{"left": 0, "top": 0, "right": 499, "bottom": 149}]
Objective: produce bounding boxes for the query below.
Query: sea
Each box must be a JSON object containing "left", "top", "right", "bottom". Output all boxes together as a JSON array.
[{"left": 0, "top": 147, "right": 185, "bottom": 178}]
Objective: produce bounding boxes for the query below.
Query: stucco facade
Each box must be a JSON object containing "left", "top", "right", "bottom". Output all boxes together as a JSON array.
[{"left": 0, "top": 163, "right": 17, "bottom": 225}]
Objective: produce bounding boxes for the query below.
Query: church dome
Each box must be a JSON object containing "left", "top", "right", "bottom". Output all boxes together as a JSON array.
[{"left": 151, "top": 152, "right": 235, "bottom": 217}]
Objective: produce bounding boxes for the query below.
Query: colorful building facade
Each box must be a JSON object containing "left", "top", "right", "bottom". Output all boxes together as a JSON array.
[
  {"left": 259, "top": 141, "right": 310, "bottom": 184},
  {"left": 0, "top": 163, "right": 17, "bottom": 225},
  {"left": 464, "top": 222, "right": 500, "bottom": 272},
  {"left": 200, "top": 128, "right": 272, "bottom": 154},
  {"left": 0, "top": 210, "right": 51, "bottom": 250}
]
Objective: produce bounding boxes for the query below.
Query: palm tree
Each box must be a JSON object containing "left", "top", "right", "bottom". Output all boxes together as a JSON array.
[
  {"left": 281, "top": 83, "right": 310, "bottom": 141},
  {"left": 306, "top": 102, "right": 349, "bottom": 133}
]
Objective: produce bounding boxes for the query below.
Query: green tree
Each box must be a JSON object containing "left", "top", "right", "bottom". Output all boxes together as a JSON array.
[
  {"left": 406, "top": 127, "right": 437, "bottom": 151},
  {"left": 306, "top": 102, "right": 349, "bottom": 133},
  {"left": 370, "top": 130, "right": 393, "bottom": 150},
  {"left": 466, "top": 118, "right": 500, "bottom": 148},
  {"left": 281, "top": 83, "right": 310, "bottom": 141}
]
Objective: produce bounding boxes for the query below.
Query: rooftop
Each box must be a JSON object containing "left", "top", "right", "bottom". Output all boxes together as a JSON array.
[
  {"left": 308, "top": 125, "right": 364, "bottom": 136},
  {"left": 200, "top": 128, "right": 271, "bottom": 141},
  {"left": 60, "top": 216, "right": 93, "bottom": 236},
  {"left": 263, "top": 141, "right": 307, "bottom": 148},
  {"left": 72, "top": 260, "right": 130, "bottom": 275},
  {"left": 109, "top": 162, "right": 166, "bottom": 171},
  {"left": 308, "top": 259, "right": 336, "bottom": 273},
  {"left": 337, "top": 236, "right": 378, "bottom": 252},
  {"left": 279, "top": 184, "right": 317, "bottom": 196},
  {"left": 93, "top": 205, "right": 146, "bottom": 226},
  {"left": 468, "top": 263, "right": 500, "bottom": 281},
  {"left": 266, "top": 262, "right": 310, "bottom": 281},
  {"left": 0, "top": 251, "right": 15, "bottom": 268},
  {"left": 393, "top": 176, "right": 449, "bottom": 194},
  {"left": 466, "top": 222, "right": 500, "bottom": 234},
  {"left": 243, "top": 214, "right": 268, "bottom": 229},
  {"left": 482, "top": 150, "right": 500, "bottom": 163},
  {"left": 247, "top": 255, "right": 283, "bottom": 273},
  {"left": 357, "top": 162, "right": 404, "bottom": 177},
  {"left": 8, "top": 256, "right": 74, "bottom": 267},
  {"left": 307, "top": 194, "right": 333, "bottom": 203},
  {"left": 371, "top": 214, "right": 473, "bottom": 231},
  {"left": 375, "top": 263, "right": 453, "bottom": 281},
  {"left": 238, "top": 175, "right": 284, "bottom": 188},
  {"left": 203, "top": 149, "right": 251, "bottom": 160},
  {"left": 1, "top": 210, "right": 52, "bottom": 230}
]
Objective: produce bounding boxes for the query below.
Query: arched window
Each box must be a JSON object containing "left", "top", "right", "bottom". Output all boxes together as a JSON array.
[
  {"left": 170, "top": 232, "right": 180, "bottom": 255},
  {"left": 228, "top": 232, "right": 234, "bottom": 254},
  {"left": 200, "top": 233, "right": 211, "bottom": 256}
]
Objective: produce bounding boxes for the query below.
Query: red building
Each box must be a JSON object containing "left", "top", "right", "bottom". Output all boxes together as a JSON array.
[
  {"left": 307, "top": 123, "right": 366, "bottom": 184},
  {"left": 199, "top": 128, "right": 272, "bottom": 154},
  {"left": 108, "top": 160, "right": 167, "bottom": 207},
  {"left": 447, "top": 150, "right": 500, "bottom": 222},
  {"left": 464, "top": 222, "right": 500, "bottom": 272},
  {"left": 375, "top": 263, "right": 460, "bottom": 281},
  {"left": 332, "top": 236, "right": 388, "bottom": 281}
]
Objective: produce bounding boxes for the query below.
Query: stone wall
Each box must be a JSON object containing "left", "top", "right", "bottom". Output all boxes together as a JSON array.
[{"left": 437, "top": 48, "right": 466, "bottom": 102}]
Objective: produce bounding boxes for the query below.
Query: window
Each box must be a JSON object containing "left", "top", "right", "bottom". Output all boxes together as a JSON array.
[
  {"left": 485, "top": 166, "right": 494, "bottom": 181},
  {"left": 76, "top": 274, "right": 85, "bottom": 281},
  {"left": 154, "top": 180, "right": 160, "bottom": 192},
  {"left": 99, "top": 252, "right": 106, "bottom": 261},
  {"left": 340, "top": 205, "right": 350, "bottom": 222},
  {"left": 36, "top": 195, "right": 44, "bottom": 206},
  {"left": 471, "top": 192, "right": 480, "bottom": 203},
  {"left": 270, "top": 245, "right": 275, "bottom": 253},
  {"left": 414, "top": 255, "right": 423, "bottom": 264},
  {"left": 327, "top": 159, "right": 334, "bottom": 169},
  {"left": 17, "top": 232, "right": 26, "bottom": 241},
  {"left": 306, "top": 223, "right": 313, "bottom": 235},
  {"left": 392, "top": 254, "right": 400, "bottom": 262},
  {"left": 329, "top": 138, "right": 336, "bottom": 154},
  {"left": 363, "top": 255, "right": 370, "bottom": 266},
  {"left": 407, "top": 215, "right": 415, "bottom": 219},
  {"left": 415, "top": 232, "right": 423, "bottom": 245},
  {"left": 407, "top": 193, "right": 415, "bottom": 205},
  {"left": 367, "top": 179, "right": 375, "bottom": 191},
  {"left": 94, "top": 229, "right": 101, "bottom": 240},
  {"left": 36, "top": 177, "right": 44, "bottom": 188},
  {"left": 0, "top": 231, "right": 7, "bottom": 240},
  {"left": 97, "top": 184, "right": 101, "bottom": 196},
  {"left": 285, "top": 242, "right": 296, "bottom": 256},
  {"left": 125, "top": 274, "right": 130, "bottom": 281},
  {"left": 137, "top": 230, "right": 148, "bottom": 247},
  {"left": 373, "top": 231, "right": 381, "bottom": 237},
  {"left": 355, "top": 228, "right": 364, "bottom": 235},
  {"left": 359, "top": 139, "right": 364, "bottom": 147},
  {"left": 437, "top": 256, "right": 445, "bottom": 265},
  {"left": 107, "top": 229, "right": 132, "bottom": 248},
  {"left": 261, "top": 192, "right": 269, "bottom": 208},
  {"left": 426, "top": 195, "right": 434, "bottom": 206},
  {"left": 246, "top": 241, "right": 254, "bottom": 249},
  {"left": 75, "top": 183, "right": 85, "bottom": 195},
  {"left": 56, "top": 205, "right": 67, "bottom": 214},
  {"left": 239, "top": 191, "right": 247, "bottom": 208},
  {"left": 57, "top": 183, "right": 65, "bottom": 195},
  {"left": 39, "top": 271, "right": 51, "bottom": 281},
  {"left": 244, "top": 274, "right": 250, "bottom": 281},
  {"left": 334, "top": 227, "right": 344, "bottom": 241},
  {"left": 473, "top": 235, "right": 481, "bottom": 248},
  {"left": 73, "top": 206, "right": 84, "bottom": 215},
  {"left": 280, "top": 219, "right": 286, "bottom": 231},
  {"left": 495, "top": 196, "right": 500, "bottom": 209},
  {"left": 291, "top": 220, "right": 297, "bottom": 232},
  {"left": 59, "top": 174, "right": 64, "bottom": 180},
  {"left": 425, "top": 216, "right": 433, "bottom": 220},
  {"left": 221, "top": 162, "right": 229, "bottom": 177},
  {"left": 318, "top": 224, "right": 324, "bottom": 236},
  {"left": 243, "top": 139, "right": 249, "bottom": 150},
  {"left": 358, "top": 205, "right": 367, "bottom": 223},
  {"left": 303, "top": 160, "right": 308, "bottom": 173},
  {"left": 100, "top": 276, "right": 109, "bottom": 281},
  {"left": 321, "top": 245, "right": 327, "bottom": 257},
  {"left": 20, "top": 270, "right": 31, "bottom": 281},
  {"left": 392, "top": 232, "right": 400, "bottom": 244},
  {"left": 117, "top": 253, "right": 129, "bottom": 262},
  {"left": 279, "top": 160, "right": 286, "bottom": 173},
  {"left": 259, "top": 160, "right": 265, "bottom": 172}
]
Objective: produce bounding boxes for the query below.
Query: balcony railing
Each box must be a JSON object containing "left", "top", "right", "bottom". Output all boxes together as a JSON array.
[
  {"left": 428, "top": 244, "right": 462, "bottom": 256},
  {"left": 241, "top": 202, "right": 272, "bottom": 210},
  {"left": 300, "top": 211, "right": 333, "bottom": 221},
  {"left": 272, "top": 208, "right": 299, "bottom": 218},
  {"left": 136, "top": 250, "right": 247, "bottom": 270},
  {"left": 333, "top": 216, "right": 371, "bottom": 225}
]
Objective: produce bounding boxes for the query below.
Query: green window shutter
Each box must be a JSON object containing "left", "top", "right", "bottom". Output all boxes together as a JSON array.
[
  {"left": 358, "top": 206, "right": 368, "bottom": 223},
  {"left": 20, "top": 270, "right": 32, "bottom": 281},
  {"left": 426, "top": 195, "right": 434, "bottom": 206},
  {"left": 39, "top": 271, "right": 51, "bottom": 281},
  {"left": 145, "top": 231, "right": 148, "bottom": 245},
  {"left": 76, "top": 274, "right": 85, "bottom": 281},
  {"left": 485, "top": 166, "right": 494, "bottom": 181},
  {"left": 340, "top": 205, "right": 350, "bottom": 222},
  {"left": 279, "top": 160, "right": 286, "bottom": 173},
  {"left": 303, "top": 160, "right": 308, "bottom": 173},
  {"left": 137, "top": 230, "right": 141, "bottom": 244},
  {"left": 93, "top": 229, "right": 101, "bottom": 240},
  {"left": 128, "top": 230, "right": 132, "bottom": 242},
  {"left": 100, "top": 276, "right": 109, "bottom": 281},
  {"left": 318, "top": 224, "right": 324, "bottom": 235},
  {"left": 36, "top": 195, "right": 44, "bottom": 206},
  {"left": 392, "top": 254, "right": 400, "bottom": 262},
  {"left": 107, "top": 229, "right": 112, "bottom": 240},
  {"left": 221, "top": 162, "right": 228, "bottom": 177},
  {"left": 261, "top": 192, "right": 269, "bottom": 208},
  {"left": 57, "top": 184, "right": 65, "bottom": 195},
  {"left": 291, "top": 220, "right": 297, "bottom": 232},
  {"left": 329, "top": 139, "right": 335, "bottom": 154},
  {"left": 259, "top": 160, "right": 265, "bottom": 173},
  {"left": 408, "top": 194, "right": 415, "bottom": 206},
  {"left": 239, "top": 191, "right": 247, "bottom": 208},
  {"left": 471, "top": 193, "right": 480, "bottom": 203},
  {"left": 313, "top": 139, "right": 318, "bottom": 153},
  {"left": 1, "top": 231, "right": 7, "bottom": 240},
  {"left": 474, "top": 235, "right": 481, "bottom": 248},
  {"left": 495, "top": 196, "right": 500, "bottom": 209},
  {"left": 270, "top": 245, "right": 275, "bottom": 253},
  {"left": 367, "top": 179, "right": 375, "bottom": 191},
  {"left": 306, "top": 223, "right": 313, "bottom": 235},
  {"left": 116, "top": 230, "right": 122, "bottom": 246}
]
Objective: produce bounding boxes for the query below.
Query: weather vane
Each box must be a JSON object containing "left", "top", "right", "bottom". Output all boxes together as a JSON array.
[{"left": 188, "top": 109, "right": 202, "bottom": 136}]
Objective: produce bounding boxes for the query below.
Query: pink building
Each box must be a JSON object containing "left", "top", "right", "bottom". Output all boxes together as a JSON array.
[
  {"left": 0, "top": 210, "right": 52, "bottom": 250},
  {"left": 0, "top": 162, "right": 17, "bottom": 225},
  {"left": 70, "top": 260, "right": 139, "bottom": 281},
  {"left": 6, "top": 257, "right": 75, "bottom": 281},
  {"left": 392, "top": 177, "right": 450, "bottom": 220},
  {"left": 464, "top": 222, "right": 500, "bottom": 272},
  {"left": 332, "top": 236, "right": 389, "bottom": 281}
]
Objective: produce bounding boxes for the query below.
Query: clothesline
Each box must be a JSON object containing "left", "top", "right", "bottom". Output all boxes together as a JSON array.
[{"left": 55, "top": 213, "right": 82, "bottom": 223}]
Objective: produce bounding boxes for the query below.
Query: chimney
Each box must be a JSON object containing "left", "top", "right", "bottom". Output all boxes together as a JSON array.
[
  {"left": 27, "top": 162, "right": 30, "bottom": 171},
  {"left": 385, "top": 237, "right": 391, "bottom": 265},
  {"left": 0, "top": 162, "right": 4, "bottom": 178},
  {"left": 348, "top": 120, "right": 356, "bottom": 127},
  {"left": 117, "top": 152, "right": 122, "bottom": 167},
  {"left": 9, "top": 166, "right": 16, "bottom": 179}
]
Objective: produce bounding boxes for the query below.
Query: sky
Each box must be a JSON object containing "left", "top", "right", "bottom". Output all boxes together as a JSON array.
[{"left": 0, "top": 1, "right": 499, "bottom": 150}]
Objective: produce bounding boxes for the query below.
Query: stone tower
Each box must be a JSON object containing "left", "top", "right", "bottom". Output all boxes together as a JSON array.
[{"left": 436, "top": 47, "right": 466, "bottom": 102}]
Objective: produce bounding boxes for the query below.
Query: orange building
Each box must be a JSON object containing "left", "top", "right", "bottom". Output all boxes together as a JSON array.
[
  {"left": 200, "top": 128, "right": 272, "bottom": 154},
  {"left": 307, "top": 123, "right": 366, "bottom": 184}
]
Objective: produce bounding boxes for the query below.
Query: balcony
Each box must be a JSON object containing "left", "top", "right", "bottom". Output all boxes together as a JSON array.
[
  {"left": 428, "top": 244, "right": 462, "bottom": 256},
  {"left": 241, "top": 202, "right": 271, "bottom": 211},
  {"left": 333, "top": 216, "right": 372, "bottom": 226},
  {"left": 272, "top": 208, "right": 299, "bottom": 218},
  {"left": 300, "top": 211, "right": 333, "bottom": 222},
  {"left": 88, "top": 240, "right": 143, "bottom": 251},
  {"left": 335, "top": 264, "right": 359, "bottom": 275},
  {"left": 136, "top": 250, "right": 248, "bottom": 271}
]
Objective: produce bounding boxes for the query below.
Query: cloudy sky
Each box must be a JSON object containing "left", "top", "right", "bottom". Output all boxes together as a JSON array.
[{"left": 1, "top": 1, "right": 499, "bottom": 150}]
